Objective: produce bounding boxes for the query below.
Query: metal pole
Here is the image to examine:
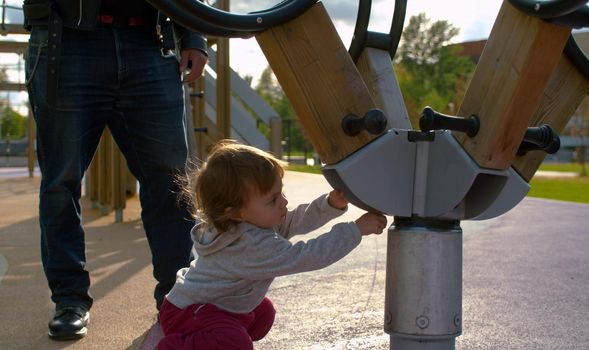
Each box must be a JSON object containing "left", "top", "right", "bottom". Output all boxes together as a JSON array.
[{"left": 384, "top": 217, "right": 462, "bottom": 350}]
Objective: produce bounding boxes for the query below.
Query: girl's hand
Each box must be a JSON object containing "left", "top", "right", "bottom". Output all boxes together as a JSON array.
[
  {"left": 355, "top": 212, "right": 387, "bottom": 236},
  {"left": 328, "top": 190, "right": 348, "bottom": 210}
]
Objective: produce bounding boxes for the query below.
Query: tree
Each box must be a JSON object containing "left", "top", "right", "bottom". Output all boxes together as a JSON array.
[
  {"left": 254, "top": 66, "right": 308, "bottom": 154},
  {"left": 242, "top": 73, "right": 254, "bottom": 87},
  {"left": 1, "top": 106, "right": 27, "bottom": 140},
  {"left": 0, "top": 67, "right": 8, "bottom": 111},
  {"left": 255, "top": 67, "right": 283, "bottom": 102},
  {"left": 569, "top": 98, "right": 589, "bottom": 176},
  {"left": 395, "top": 13, "right": 475, "bottom": 126}
]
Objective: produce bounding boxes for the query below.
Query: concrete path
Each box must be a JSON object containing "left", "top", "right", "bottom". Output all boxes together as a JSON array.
[{"left": 0, "top": 171, "right": 587, "bottom": 349}]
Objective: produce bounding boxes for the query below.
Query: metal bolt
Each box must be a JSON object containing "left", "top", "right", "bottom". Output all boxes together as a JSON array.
[
  {"left": 534, "top": 3, "right": 541, "bottom": 11},
  {"left": 256, "top": 17, "right": 263, "bottom": 24},
  {"left": 454, "top": 315, "right": 461, "bottom": 327},
  {"left": 385, "top": 311, "right": 392, "bottom": 324},
  {"left": 416, "top": 315, "right": 429, "bottom": 329}
]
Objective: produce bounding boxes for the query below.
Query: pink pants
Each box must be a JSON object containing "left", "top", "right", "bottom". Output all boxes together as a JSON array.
[{"left": 157, "top": 297, "right": 276, "bottom": 350}]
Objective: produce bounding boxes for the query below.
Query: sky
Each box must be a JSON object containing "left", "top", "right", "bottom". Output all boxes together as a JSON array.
[{"left": 228, "top": 0, "right": 504, "bottom": 83}]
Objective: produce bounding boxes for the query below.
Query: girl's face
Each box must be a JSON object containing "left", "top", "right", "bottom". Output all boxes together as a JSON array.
[{"left": 238, "top": 177, "right": 288, "bottom": 229}]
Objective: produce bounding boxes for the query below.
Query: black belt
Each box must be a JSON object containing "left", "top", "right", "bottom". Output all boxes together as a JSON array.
[{"left": 96, "top": 14, "right": 150, "bottom": 28}]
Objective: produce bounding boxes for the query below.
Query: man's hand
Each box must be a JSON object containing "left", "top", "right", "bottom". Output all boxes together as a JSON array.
[{"left": 179, "top": 49, "right": 208, "bottom": 83}]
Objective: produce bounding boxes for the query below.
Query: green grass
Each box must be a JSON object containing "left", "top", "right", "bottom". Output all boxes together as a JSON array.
[
  {"left": 538, "top": 162, "right": 586, "bottom": 174},
  {"left": 528, "top": 176, "right": 589, "bottom": 204},
  {"left": 286, "top": 163, "right": 322, "bottom": 174},
  {"left": 533, "top": 163, "right": 589, "bottom": 203}
]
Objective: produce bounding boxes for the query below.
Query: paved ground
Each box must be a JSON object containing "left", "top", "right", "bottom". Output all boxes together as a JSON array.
[{"left": 0, "top": 170, "right": 587, "bottom": 349}]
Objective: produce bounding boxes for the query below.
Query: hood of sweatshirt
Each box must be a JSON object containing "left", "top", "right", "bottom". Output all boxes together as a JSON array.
[{"left": 191, "top": 222, "right": 246, "bottom": 257}]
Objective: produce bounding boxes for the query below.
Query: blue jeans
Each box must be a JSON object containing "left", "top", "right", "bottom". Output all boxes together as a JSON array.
[{"left": 25, "top": 25, "right": 194, "bottom": 311}]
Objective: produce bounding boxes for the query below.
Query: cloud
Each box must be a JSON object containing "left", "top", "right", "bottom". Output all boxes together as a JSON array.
[
  {"left": 323, "top": 0, "right": 359, "bottom": 24},
  {"left": 403, "top": 0, "right": 501, "bottom": 42},
  {"left": 228, "top": 0, "right": 359, "bottom": 25},
  {"left": 230, "top": 0, "right": 278, "bottom": 14}
]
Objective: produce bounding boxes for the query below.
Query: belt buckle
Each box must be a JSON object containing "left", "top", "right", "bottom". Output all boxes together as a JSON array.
[{"left": 160, "top": 48, "right": 176, "bottom": 58}]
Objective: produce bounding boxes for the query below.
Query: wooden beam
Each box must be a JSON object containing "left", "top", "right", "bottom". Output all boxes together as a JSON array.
[
  {"left": 192, "top": 78, "right": 207, "bottom": 160},
  {"left": 0, "top": 82, "right": 26, "bottom": 91},
  {"left": 356, "top": 47, "right": 412, "bottom": 130},
  {"left": 215, "top": 0, "right": 231, "bottom": 140},
  {"left": 110, "top": 136, "right": 126, "bottom": 222},
  {"left": 0, "top": 40, "right": 27, "bottom": 54},
  {"left": 513, "top": 55, "right": 589, "bottom": 181},
  {"left": 0, "top": 24, "right": 28, "bottom": 35},
  {"left": 216, "top": 37, "right": 230, "bottom": 139},
  {"left": 256, "top": 2, "right": 381, "bottom": 164},
  {"left": 184, "top": 84, "right": 198, "bottom": 160},
  {"left": 269, "top": 116, "right": 282, "bottom": 158},
  {"left": 456, "top": 1, "right": 571, "bottom": 170},
  {"left": 27, "top": 105, "right": 35, "bottom": 177}
]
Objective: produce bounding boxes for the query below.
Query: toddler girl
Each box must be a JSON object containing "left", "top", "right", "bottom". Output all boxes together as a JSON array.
[{"left": 157, "top": 140, "right": 387, "bottom": 349}]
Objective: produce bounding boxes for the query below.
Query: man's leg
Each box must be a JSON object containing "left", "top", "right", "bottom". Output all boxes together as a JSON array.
[
  {"left": 107, "top": 27, "right": 194, "bottom": 309},
  {"left": 26, "top": 26, "right": 117, "bottom": 339}
]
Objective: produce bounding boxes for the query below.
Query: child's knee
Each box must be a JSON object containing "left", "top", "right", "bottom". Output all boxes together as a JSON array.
[
  {"left": 257, "top": 297, "right": 276, "bottom": 320},
  {"left": 157, "top": 334, "right": 183, "bottom": 350},
  {"left": 214, "top": 327, "right": 254, "bottom": 350},
  {"left": 249, "top": 298, "right": 276, "bottom": 341}
]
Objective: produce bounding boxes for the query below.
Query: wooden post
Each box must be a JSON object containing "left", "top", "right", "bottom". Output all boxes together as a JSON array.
[
  {"left": 269, "top": 116, "right": 282, "bottom": 158},
  {"left": 85, "top": 127, "right": 136, "bottom": 220},
  {"left": 193, "top": 77, "right": 207, "bottom": 160},
  {"left": 87, "top": 147, "right": 98, "bottom": 208},
  {"left": 126, "top": 171, "right": 137, "bottom": 197},
  {"left": 256, "top": 2, "right": 382, "bottom": 165},
  {"left": 513, "top": 55, "right": 589, "bottom": 181},
  {"left": 356, "top": 48, "right": 412, "bottom": 130},
  {"left": 184, "top": 84, "right": 198, "bottom": 161},
  {"left": 216, "top": 0, "right": 231, "bottom": 139},
  {"left": 98, "top": 130, "right": 111, "bottom": 215},
  {"left": 456, "top": 1, "right": 571, "bottom": 170},
  {"left": 110, "top": 139, "right": 126, "bottom": 222},
  {"left": 27, "top": 106, "right": 36, "bottom": 177}
]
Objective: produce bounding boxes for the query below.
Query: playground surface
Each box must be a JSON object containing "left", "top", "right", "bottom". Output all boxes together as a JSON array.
[{"left": 0, "top": 170, "right": 588, "bottom": 349}]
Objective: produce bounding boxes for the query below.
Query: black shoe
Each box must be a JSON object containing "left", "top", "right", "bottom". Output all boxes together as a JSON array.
[{"left": 48, "top": 306, "right": 90, "bottom": 341}]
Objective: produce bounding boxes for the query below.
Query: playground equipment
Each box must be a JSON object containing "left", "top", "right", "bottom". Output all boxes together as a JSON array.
[{"left": 150, "top": 0, "right": 588, "bottom": 348}]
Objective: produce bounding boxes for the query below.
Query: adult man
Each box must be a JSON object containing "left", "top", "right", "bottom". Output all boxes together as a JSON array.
[{"left": 23, "top": 0, "right": 208, "bottom": 341}]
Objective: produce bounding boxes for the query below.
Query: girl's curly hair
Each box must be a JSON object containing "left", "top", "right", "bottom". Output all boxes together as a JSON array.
[{"left": 180, "top": 140, "right": 287, "bottom": 232}]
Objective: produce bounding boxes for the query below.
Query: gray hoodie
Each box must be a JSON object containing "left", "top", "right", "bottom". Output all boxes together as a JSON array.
[{"left": 166, "top": 194, "right": 362, "bottom": 313}]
